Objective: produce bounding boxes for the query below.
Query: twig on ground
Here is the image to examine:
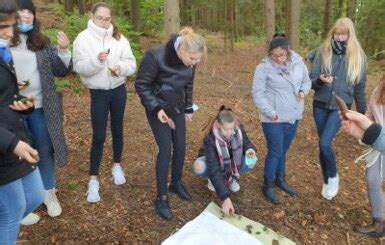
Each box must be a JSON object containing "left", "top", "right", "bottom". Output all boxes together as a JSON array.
[{"left": 346, "top": 232, "right": 351, "bottom": 245}]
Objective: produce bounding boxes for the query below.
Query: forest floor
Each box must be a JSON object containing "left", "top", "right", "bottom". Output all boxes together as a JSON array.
[{"left": 18, "top": 1, "right": 385, "bottom": 244}]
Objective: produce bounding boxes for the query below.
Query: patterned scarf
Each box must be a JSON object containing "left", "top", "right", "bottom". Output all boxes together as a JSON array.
[
  {"left": 331, "top": 39, "right": 347, "bottom": 55},
  {"left": 212, "top": 120, "right": 243, "bottom": 184}
]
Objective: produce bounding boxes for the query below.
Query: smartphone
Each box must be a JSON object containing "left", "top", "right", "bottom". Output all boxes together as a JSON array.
[{"left": 335, "top": 95, "right": 348, "bottom": 120}]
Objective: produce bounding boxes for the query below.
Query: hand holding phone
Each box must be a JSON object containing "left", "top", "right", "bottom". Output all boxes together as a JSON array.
[{"left": 320, "top": 74, "right": 334, "bottom": 84}]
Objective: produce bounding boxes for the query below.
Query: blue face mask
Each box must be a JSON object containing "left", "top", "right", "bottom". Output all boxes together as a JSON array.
[
  {"left": 0, "top": 38, "right": 10, "bottom": 48},
  {"left": 17, "top": 22, "right": 34, "bottom": 33}
]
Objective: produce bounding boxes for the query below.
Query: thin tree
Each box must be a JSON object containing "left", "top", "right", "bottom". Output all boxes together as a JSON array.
[
  {"left": 131, "top": 0, "right": 142, "bottom": 32},
  {"left": 78, "top": 0, "right": 86, "bottom": 15},
  {"left": 164, "top": 0, "right": 180, "bottom": 38},
  {"left": 265, "top": 0, "right": 275, "bottom": 50},
  {"left": 288, "top": 0, "right": 300, "bottom": 52},
  {"left": 322, "top": 0, "right": 332, "bottom": 39}
]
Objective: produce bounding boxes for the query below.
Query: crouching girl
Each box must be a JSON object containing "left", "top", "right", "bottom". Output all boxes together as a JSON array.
[{"left": 193, "top": 106, "right": 257, "bottom": 215}]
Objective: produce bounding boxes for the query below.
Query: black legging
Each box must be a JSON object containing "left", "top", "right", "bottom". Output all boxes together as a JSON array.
[
  {"left": 146, "top": 111, "right": 186, "bottom": 197},
  {"left": 89, "top": 84, "right": 127, "bottom": 176}
]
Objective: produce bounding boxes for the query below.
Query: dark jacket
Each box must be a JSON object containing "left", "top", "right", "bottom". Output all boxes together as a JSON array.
[
  {"left": 135, "top": 35, "right": 195, "bottom": 116},
  {"left": 199, "top": 125, "right": 257, "bottom": 201},
  {"left": 310, "top": 48, "right": 367, "bottom": 114},
  {"left": 35, "top": 45, "right": 71, "bottom": 167},
  {"left": 0, "top": 58, "right": 36, "bottom": 186}
]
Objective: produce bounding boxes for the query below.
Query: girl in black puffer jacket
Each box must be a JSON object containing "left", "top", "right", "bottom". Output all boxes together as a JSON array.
[{"left": 135, "top": 27, "right": 207, "bottom": 220}]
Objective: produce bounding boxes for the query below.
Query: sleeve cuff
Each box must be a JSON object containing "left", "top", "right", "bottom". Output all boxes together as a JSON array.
[
  {"left": 362, "top": 123, "right": 382, "bottom": 145},
  {"left": 184, "top": 107, "right": 194, "bottom": 114},
  {"left": 219, "top": 193, "right": 230, "bottom": 201},
  {"left": 8, "top": 137, "right": 19, "bottom": 153},
  {"left": 152, "top": 105, "right": 163, "bottom": 116}
]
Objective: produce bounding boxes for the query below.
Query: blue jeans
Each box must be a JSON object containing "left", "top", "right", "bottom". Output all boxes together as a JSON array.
[
  {"left": 24, "top": 108, "right": 56, "bottom": 190},
  {"left": 313, "top": 106, "right": 341, "bottom": 184},
  {"left": 0, "top": 169, "right": 44, "bottom": 245},
  {"left": 194, "top": 156, "right": 253, "bottom": 178},
  {"left": 262, "top": 121, "right": 298, "bottom": 182}
]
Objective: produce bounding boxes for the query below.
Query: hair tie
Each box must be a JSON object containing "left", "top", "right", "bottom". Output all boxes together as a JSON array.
[{"left": 174, "top": 36, "right": 183, "bottom": 51}]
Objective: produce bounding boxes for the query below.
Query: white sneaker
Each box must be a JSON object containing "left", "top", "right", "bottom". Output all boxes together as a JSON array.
[
  {"left": 112, "top": 165, "right": 126, "bottom": 185},
  {"left": 44, "top": 188, "right": 62, "bottom": 217},
  {"left": 321, "top": 184, "right": 332, "bottom": 200},
  {"left": 87, "top": 179, "right": 100, "bottom": 203},
  {"left": 207, "top": 179, "right": 215, "bottom": 192},
  {"left": 229, "top": 179, "right": 240, "bottom": 192},
  {"left": 21, "top": 213, "right": 40, "bottom": 225},
  {"left": 327, "top": 175, "right": 339, "bottom": 199}
]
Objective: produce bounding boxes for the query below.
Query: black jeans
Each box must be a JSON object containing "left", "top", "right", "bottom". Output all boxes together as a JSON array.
[
  {"left": 89, "top": 84, "right": 127, "bottom": 176},
  {"left": 146, "top": 111, "right": 186, "bottom": 197}
]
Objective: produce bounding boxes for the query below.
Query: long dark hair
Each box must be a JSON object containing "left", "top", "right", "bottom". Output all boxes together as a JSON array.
[
  {"left": 0, "top": 0, "right": 17, "bottom": 22},
  {"left": 91, "top": 2, "right": 121, "bottom": 40},
  {"left": 10, "top": 19, "right": 50, "bottom": 51}
]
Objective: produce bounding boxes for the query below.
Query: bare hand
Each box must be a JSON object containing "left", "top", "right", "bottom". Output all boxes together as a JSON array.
[
  {"left": 17, "top": 81, "right": 28, "bottom": 91},
  {"left": 245, "top": 148, "right": 256, "bottom": 157},
  {"left": 185, "top": 113, "right": 193, "bottom": 123},
  {"left": 296, "top": 91, "right": 305, "bottom": 101},
  {"left": 57, "top": 31, "right": 70, "bottom": 50},
  {"left": 13, "top": 141, "right": 39, "bottom": 164},
  {"left": 9, "top": 98, "right": 34, "bottom": 111},
  {"left": 97, "top": 51, "right": 109, "bottom": 63},
  {"left": 271, "top": 114, "right": 279, "bottom": 122},
  {"left": 158, "top": 109, "right": 175, "bottom": 129},
  {"left": 112, "top": 65, "right": 121, "bottom": 76},
  {"left": 222, "top": 198, "right": 235, "bottom": 216},
  {"left": 341, "top": 110, "right": 373, "bottom": 140},
  {"left": 320, "top": 74, "right": 334, "bottom": 84}
]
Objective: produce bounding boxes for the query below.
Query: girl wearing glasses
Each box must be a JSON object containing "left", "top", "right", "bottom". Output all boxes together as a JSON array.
[
  {"left": 73, "top": 2, "right": 137, "bottom": 203},
  {"left": 252, "top": 33, "right": 311, "bottom": 204}
]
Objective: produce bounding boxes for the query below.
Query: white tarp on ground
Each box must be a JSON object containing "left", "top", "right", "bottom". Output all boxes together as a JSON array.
[
  {"left": 163, "top": 211, "right": 262, "bottom": 245},
  {"left": 163, "top": 202, "right": 296, "bottom": 245}
]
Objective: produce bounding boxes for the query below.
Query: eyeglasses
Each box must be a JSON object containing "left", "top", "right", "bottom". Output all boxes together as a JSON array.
[
  {"left": 270, "top": 53, "right": 288, "bottom": 60},
  {"left": 94, "top": 16, "right": 111, "bottom": 23}
]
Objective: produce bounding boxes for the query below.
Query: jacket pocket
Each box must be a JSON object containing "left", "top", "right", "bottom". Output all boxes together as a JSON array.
[{"left": 314, "top": 84, "right": 333, "bottom": 103}]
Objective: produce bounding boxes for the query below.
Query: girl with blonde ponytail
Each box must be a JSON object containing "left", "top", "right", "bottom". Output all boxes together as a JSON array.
[
  {"left": 310, "top": 17, "right": 367, "bottom": 201},
  {"left": 135, "top": 27, "right": 206, "bottom": 220}
]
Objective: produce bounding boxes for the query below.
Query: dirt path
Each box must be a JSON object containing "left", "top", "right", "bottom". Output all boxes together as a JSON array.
[{"left": 18, "top": 1, "right": 385, "bottom": 244}]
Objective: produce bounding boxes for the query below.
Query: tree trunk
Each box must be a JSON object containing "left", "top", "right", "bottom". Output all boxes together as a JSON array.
[
  {"left": 347, "top": 0, "right": 356, "bottom": 22},
  {"left": 78, "top": 0, "right": 86, "bottom": 15},
  {"left": 288, "top": 0, "right": 300, "bottom": 52},
  {"left": 323, "top": 0, "right": 331, "bottom": 39},
  {"left": 265, "top": 0, "right": 275, "bottom": 50},
  {"left": 164, "top": 0, "right": 180, "bottom": 38},
  {"left": 285, "top": 0, "right": 291, "bottom": 39},
  {"left": 131, "top": 0, "right": 142, "bottom": 32},
  {"left": 64, "top": 0, "right": 73, "bottom": 13}
]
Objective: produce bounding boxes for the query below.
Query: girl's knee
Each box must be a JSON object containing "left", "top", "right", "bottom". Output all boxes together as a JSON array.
[{"left": 193, "top": 160, "right": 206, "bottom": 175}]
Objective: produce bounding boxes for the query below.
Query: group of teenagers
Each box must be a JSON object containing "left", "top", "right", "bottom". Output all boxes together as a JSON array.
[{"left": 1, "top": 0, "right": 385, "bottom": 243}]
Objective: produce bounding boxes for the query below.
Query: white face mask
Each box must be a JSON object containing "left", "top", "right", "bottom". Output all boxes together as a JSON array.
[{"left": 0, "top": 38, "right": 10, "bottom": 48}]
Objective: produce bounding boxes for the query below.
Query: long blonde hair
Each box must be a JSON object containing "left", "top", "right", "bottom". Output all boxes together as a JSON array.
[
  {"left": 321, "top": 17, "right": 366, "bottom": 85},
  {"left": 179, "top": 27, "right": 207, "bottom": 63}
]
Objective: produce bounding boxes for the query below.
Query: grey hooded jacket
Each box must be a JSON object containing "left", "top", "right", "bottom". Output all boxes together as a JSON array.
[{"left": 252, "top": 51, "right": 312, "bottom": 123}]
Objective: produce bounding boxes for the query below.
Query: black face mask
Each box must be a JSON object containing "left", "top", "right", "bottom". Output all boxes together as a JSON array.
[{"left": 331, "top": 38, "right": 347, "bottom": 55}]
